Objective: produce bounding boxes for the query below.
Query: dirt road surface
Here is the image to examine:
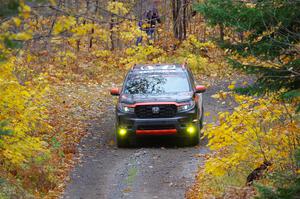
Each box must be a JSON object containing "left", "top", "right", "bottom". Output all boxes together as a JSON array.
[{"left": 62, "top": 80, "right": 234, "bottom": 199}]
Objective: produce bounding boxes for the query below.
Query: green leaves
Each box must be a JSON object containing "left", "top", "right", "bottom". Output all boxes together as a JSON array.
[
  {"left": 283, "top": 90, "right": 300, "bottom": 113},
  {"left": 255, "top": 173, "right": 300, "bottom": 199},
  {"left": 0, "top": 0, "right": 19, "bottom": 18},
  {"left": 0, "top": 121, "right": 12, "bottom": 138},
  {"left": 3, "top": 37, "right": 23, "bottom": 49},
  {"left": 196, "top": 0, "right": 300, "bottom": 111},
  {"left": 283, "top": 90, "right": 300, "bottom": 100},
  {"left": 0, "top": 0, "right": 46, "bottom": 18},
  {"left": 0, "top": 178, "right": 5, "bottom": 184}
]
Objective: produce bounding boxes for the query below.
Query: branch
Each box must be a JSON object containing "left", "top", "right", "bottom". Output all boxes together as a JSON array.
[{"left": 32, "top": 5, "right": 110, "bottom": 24}]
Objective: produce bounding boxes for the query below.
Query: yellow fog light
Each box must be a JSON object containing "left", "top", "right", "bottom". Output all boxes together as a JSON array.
[
  {"left": 186, "top": 126, "right": 196, "bottom": 135},
  {"left": 119, "top": 128, "right": 127, "bottom": 136}
]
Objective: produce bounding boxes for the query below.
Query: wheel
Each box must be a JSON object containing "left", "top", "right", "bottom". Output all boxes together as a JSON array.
[
  {"left": 116, "top": 134, "right": 130, "bottom": 148},
  {"left": 199, "top": 105, "right": 204, "bottom": 129},
  {"left": 115, "top": 124, "right": 137, "bottom": 148},
  {"left": 179, "top": 124, "right": 200, "bottom": 147},
  {"left": 115, "top": 123, "right": 130, "bottom": 148},
  {"left": 189, "top": 129, "right": 200, "bottom": 146}
]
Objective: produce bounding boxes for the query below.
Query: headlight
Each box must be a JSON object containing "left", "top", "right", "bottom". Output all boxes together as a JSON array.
[
  {"left": 177, "top": 100, "right": 195, "bottom": 112},
  {"left": 118, "top": 103, "right": 135, "bottom": 113}
]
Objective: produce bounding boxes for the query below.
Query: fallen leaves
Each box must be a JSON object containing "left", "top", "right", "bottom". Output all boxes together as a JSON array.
[{"left": 45, "top": 80, "right": 121, "bottom": 197}]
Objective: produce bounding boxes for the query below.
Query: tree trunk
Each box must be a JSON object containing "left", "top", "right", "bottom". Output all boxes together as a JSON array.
[
  {"left": 172, "top": 0, "right": 189, "bottom": 41},
  {"left": 89, "top": 0, "right": 98, "bottom": 49},
  {"left": 183, "top": 0, "right": 187, "bottom": 39},
  {"left": 219, "top": 23, "right": 224, "bottom": 41},
  {"left": 172, "top": 0, "right": 178, "bottom": 39},
  {"left": 109, "top": 0, "right": 116, "bottom": 51},
  {"left": 75, "top": 0, "right": 80, "bottom": 52},
  {"left": 238, "top": 31, "right": 244, "bottom": 42},
  {"left": 110, "top": 15, "right": 115, "bottom": 51}
]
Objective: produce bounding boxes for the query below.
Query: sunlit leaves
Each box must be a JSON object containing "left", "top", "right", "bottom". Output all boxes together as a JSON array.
[
  {"left": 228, "top": 81, "right": 236, "bottom": 90},
  {"left": 0, "top": 2, "right": 53, "bottom": 196},
  {"left": 121, "top": 45, "right": 165, "bottom": 68},
  {"left": 12, "top": 32, "right": 32, "bottom": 40},
  {"left": 12, "top": 17, "right": 22, "bottom": 27},
  {"left": 0, "top": 58, "right": 50, "bottom": 166},
  {"left": 204, "top": 93, "right": 299, "bottom": 178},
  {"left": 53, "top": 16, "right": 76, "bottom": 35},
  {"left": 20, "top": 3, "right": 31, "bottom": 19},
  {"left": 107, "top": 1, "right": 128, "bottom": 15}
]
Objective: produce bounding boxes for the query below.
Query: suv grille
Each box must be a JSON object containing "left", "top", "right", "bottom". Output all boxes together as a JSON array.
[
  {"left": 137, "top": 125, "right": 176, "bottom": 130},
  {"left": 135, "top": 104, "right": 177, "bottom": 118}
]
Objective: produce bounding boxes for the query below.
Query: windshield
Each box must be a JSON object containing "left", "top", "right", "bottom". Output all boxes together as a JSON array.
[{"left": 123, "top": 72, "right": 191, "bottom": 95}]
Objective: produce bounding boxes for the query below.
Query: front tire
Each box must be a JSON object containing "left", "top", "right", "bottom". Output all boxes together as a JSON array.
[
  {"left": 189, "top": 129, "right": 200, "bottom": 146},
  {"left": 180, "top": 124, "right": 200, "bottom": 147},
  {"left": 115, "top": 125, "right": 136, "bottom": 148},
  {"left": 115, "top": 123, "right": 130, "bottom": 148},
  {"left": 187, "top": 128, "right": 200, "bottom": 146},
  {"left": 116, "top": 133, "right": 130, "bottom": 148},
  {"left": 199, "top": 105, "right": 204, "bottom": 129}
]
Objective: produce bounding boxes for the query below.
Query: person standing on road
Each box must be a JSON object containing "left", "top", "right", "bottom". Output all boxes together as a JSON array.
[{"left": 136, "top": 7, "right": 161, "bottom": 46}]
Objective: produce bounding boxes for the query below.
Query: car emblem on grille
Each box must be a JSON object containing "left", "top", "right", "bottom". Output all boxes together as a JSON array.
[{"left": 152, "top": 106, "right": 160, "bottom": 114}]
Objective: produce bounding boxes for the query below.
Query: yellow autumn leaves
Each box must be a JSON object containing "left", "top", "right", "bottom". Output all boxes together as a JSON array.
[
  {"left": 0, "top": 58, "right": 50, "bottom": 166},
  {"left": 51, "top": 2, "right": 141, "bottom": 48},
  {"left": 107, "top": 1, "right": 129, "bottom": 15},
  {"left": 53, "top": 16, "right": 77, "bottom": 35},
  {"left": 19, "top": 0, "right": 31, "bottom": 19},
  {"left": 121, "top": 45, "right": 165, "bottom": 68},
  {"left": 0, "top": 0, "right": 51, "bottom": 171},
  {"left": 204, "top": 93, "right": 299, "bottom": 177}
]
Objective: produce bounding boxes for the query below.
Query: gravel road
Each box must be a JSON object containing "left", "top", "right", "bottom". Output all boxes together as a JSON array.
[{"left": 62, "top": 79, "right": 234, "bottom": 199}]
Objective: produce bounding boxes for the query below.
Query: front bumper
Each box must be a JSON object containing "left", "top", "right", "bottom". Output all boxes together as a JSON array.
[{"left": 116, "top": 108, "right": 199, "bottom": 137}]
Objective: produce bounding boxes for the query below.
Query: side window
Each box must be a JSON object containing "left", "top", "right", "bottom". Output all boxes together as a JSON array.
[
  {"left": 187, "top": 68, "right": 196, "bottom": 88},
  {"left": 121, "top": 71, "right": 131, "bottom": 93}
]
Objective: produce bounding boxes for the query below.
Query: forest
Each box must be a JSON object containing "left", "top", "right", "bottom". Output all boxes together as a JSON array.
[{"left": 0, "top": 0, "right": 299, "bottom": 198}]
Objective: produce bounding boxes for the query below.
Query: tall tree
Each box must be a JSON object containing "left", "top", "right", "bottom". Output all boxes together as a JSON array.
[
  {"left": 172, "top": 0, "right": 190, "bottom": 41},
  {"left": 196, "top": 0, "right": 300, "bottom": 110}
]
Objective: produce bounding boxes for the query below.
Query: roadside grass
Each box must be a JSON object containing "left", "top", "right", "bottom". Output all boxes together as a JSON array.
[
  {"left": 187, "top": 166, "right": 251, "bottom": 198},
  {"left": 125, "top": 167, "right": 138, "bottom": 185}
]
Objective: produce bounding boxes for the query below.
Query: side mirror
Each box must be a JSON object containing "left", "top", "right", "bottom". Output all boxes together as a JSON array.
[
  {"left": 195, "top": 85, "right": 206, "bottom": 93},
  {"left": 110, "top": 88, "right": 120, "bottom": 96}
]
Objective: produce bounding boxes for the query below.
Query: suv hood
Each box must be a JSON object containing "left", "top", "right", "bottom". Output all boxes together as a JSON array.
[{"left": 120, "top": 92, "right": 194, "bottom": 104}]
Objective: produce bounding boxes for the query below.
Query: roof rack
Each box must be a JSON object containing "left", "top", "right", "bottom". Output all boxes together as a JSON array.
[{"left": 131, "top": 64, "right": 183, "bottom": 71}]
